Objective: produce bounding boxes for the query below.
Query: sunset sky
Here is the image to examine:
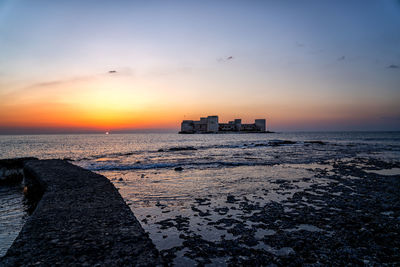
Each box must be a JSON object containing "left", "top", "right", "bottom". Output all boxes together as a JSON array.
[{"left": 1, "top": 0, "right": 400, "bottom": 133}]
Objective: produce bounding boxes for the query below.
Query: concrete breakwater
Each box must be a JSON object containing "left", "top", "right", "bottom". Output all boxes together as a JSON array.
[{"left": 0, "top": 159, "right": 161, "bottom": 266}]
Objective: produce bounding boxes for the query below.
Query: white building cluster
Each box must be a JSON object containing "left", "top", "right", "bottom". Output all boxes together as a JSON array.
[{"left": 180, "top": 116, "right": 266, "bottom": 133}]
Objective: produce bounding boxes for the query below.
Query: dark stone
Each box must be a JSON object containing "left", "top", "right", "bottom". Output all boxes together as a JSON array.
[
  {"left": 0, "top": 157, "right": 38, "bottom": 169},
  {"left": 226, "top": 195, "right": 237, "bottom": 203},
  {"left": 194, "top": 198, "right": 211, "bottom": 205},
  {"left": 174, "top": 167, "right": 184, "bottom": 171},
  {"left": 304, "top": 141, "right": 326, "bottom": 145},
  {"left": 0, "top": 157, "right": 38, "bottom": 186},
  {"left": 255, "top": 143, "right": 268, "bottom": 147},
  {"left": 269, "top": 140, "right": 296, "bottom": 146},
  {"left": 168, "top": 146, "right": 197, "bottom": 151},
  {"left": 0, "top": 172, "right": 23, "bottom": 186}
]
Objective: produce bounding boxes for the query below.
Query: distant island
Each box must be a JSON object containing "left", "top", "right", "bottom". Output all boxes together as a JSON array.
[{"left": 179, "top": 115, "right": 273, "bottom": 134}]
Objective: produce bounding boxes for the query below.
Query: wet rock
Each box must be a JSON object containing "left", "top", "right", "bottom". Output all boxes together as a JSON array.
[
  {"left": 194, "top": 198, "right": 211, "bottom": 205},
  {"left": 304, "top": 141, "right": 326, "bottom": 145},
  {"left": 0, "top": 157, "right": 38, "bottom": 169},
  {"left": 0, "top": 171, "right": 23, "bottom": 185},
  {"left": 191, "top": 206, "right": 211, "bottom": 217},
  {"left": 0, "top": 158, "right": 38, "bottom": 186},
  {"left": 168, "top": 146, "right": 197, "bottom": 151},
  {"left": 155, "top": 201, "right": 167, "bottom": 209},
  {"left": 255, "top": 143, "right": 269, "bottom": 147},
  {"left": 156, "top": 216, "right": 190, "bottom": 231},
  {"left": 269, "top": 140, "right": 296, "bottom": 146},
  {"left": 226, "top": 195, "right": 237, "bottom": 203},
  {"left": 214, "top": 207, "right": 229, "bottom": 215}
]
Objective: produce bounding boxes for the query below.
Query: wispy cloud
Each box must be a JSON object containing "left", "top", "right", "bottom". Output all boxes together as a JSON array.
[
  {"left": 33, "top": 76, "right": 91, "bottom": 88},
  {"left": 387, "top": 64, "right": 399, "bottom": 69},
  {"left": 0, "top": 67, "right": 134, "bottom": 100},
  {"left": 31, "top": 67, "right": 133, "bottom": 87},
  {"left": 217, "top": 56, "right": 234, "bottom": 63}
]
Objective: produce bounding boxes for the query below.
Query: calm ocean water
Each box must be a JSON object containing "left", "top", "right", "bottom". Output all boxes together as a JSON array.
[
  {"left": 1, "top": 132, "right": 400, "bottom": 167},
  {"left": 1, "top": 132, "right": 400, "bottom": 261}
]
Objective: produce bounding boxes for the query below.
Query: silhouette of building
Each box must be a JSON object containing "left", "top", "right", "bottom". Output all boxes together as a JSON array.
[{"left": 180, "top": 116, "right": 267, "bottom": 133}]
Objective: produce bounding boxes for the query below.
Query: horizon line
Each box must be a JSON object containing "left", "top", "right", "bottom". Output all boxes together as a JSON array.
[{"left": 1, "top": 129, "right": 400, "bottom": 135}]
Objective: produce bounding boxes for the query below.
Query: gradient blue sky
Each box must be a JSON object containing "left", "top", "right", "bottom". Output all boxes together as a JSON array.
[{"left": 0, "top": 0, "right": 399, "bottom": 132}]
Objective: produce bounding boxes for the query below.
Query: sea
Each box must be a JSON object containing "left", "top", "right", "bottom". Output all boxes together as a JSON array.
[{"left": 1, "top": 132, "right": 400, "bottom": 263}]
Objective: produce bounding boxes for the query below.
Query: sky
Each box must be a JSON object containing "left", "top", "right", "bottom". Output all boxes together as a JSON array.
[{"left": 0, "top": 0, "right": 399, "bottom": 133}]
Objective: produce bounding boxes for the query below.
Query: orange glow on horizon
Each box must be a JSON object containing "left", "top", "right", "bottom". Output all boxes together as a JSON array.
[
  {"left": 1, "top": 72, "right": 398, "bottom": 132},
  {"left": 0, "top": 102, "right": 181, "bottom": 130},
  {"left": 0, "top": 98, "right": 389, "bottom": 132}
]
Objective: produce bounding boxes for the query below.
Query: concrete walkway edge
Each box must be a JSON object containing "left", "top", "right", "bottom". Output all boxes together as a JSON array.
[{"left": 0, "top": 159, "right": 161, "bottom": 266}]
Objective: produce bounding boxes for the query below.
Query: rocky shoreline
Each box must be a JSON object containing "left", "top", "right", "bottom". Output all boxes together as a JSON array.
[
  {"left": 0, "top": 159, "right": 161, "bottom": 266},
  {"left": 1, "top": 156, "right": 399, "bottom": 266},
  {"left": 124, "top": 157, "right": 400, "bottom": 266}
]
